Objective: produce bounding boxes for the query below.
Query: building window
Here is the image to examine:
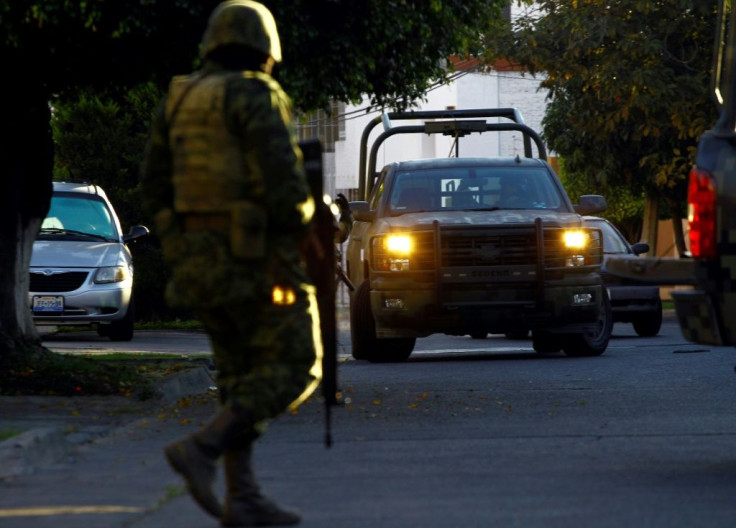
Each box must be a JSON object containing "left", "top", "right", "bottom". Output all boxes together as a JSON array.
[{"left": 296, "top": 101, "right": 345, "bottom": 153}]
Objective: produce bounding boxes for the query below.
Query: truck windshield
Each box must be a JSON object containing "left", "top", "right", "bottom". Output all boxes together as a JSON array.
[{"left": 388, "top": 166, "right": 563, "bottom": 213}]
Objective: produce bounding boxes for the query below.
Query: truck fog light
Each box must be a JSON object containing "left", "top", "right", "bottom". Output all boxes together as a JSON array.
[
  {"left": 573, "top": 293, "right": 593, "bottom": 305},
  {"left": 384, "top": 298, "right": 404, "bottom": 309},
  {"left": 389, "top": 258, "right": 410, "bottom": 271},
  {"left": 565, "top": 255, "right": 585, "bottom": 267}
]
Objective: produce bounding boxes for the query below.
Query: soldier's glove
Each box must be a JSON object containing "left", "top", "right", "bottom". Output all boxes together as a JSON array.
[{"left": 334, "top": 193, "right": 350, "bottom": 214}]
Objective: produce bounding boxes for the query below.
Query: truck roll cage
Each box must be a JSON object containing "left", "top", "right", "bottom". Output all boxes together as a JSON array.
[{"left": 358, "top": 108, "right": 547, "bottom": 199}]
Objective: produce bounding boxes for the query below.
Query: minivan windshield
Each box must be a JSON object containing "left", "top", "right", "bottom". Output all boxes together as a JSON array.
[{"left": 37, "top": 194, "right": 118, "bottom": 242}]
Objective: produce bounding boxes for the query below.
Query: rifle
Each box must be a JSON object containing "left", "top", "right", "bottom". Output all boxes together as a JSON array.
[{"left": 299, "top": 139, "right": 341, "bottom": 448}]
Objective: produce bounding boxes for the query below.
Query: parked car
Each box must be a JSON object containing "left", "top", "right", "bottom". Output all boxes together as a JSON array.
[
  {"left": 584, "top": 216, "right": 662, "bottom": 336},
  {"left": 29, "top": 182, "right": 149, "bottom": 341}
]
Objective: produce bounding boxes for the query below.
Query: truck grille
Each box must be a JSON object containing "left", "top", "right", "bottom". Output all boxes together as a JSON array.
[
  {"left": 372, "top": 224, "right": 602, "bottom": 275},
  {"left": 438, "top": 226, "right": 601, "bottom": 269},
  {"left": 29, "top": 271, "right": 89, "bottom": 292},
  {"left": 442, "top": 233, "right": 536, "bottom": 266}
]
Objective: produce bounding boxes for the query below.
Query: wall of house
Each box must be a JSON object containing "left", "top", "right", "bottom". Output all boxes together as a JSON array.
[{"left": 332, "top": 69, "right": 548, "bottom": 198}]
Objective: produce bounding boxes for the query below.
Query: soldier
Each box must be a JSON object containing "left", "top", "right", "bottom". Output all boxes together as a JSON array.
[
  {"left": 140, "top": 1, "right": 321, "bottom": 525},
  {"left": 333, "top": 192, "right": 353, "bottom": 244}
]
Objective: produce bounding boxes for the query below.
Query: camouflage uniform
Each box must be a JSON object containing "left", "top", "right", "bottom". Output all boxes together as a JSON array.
[{"left": 141, "top": 2, "right": 319, "bottom": 525}]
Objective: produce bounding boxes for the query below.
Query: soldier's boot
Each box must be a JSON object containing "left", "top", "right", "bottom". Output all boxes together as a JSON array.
[
  {"left": 164, "top": 407, "right": 244, "bottom": 519},
  {"left": 221, "top": 447, "right": 300, "bottom": 527}
]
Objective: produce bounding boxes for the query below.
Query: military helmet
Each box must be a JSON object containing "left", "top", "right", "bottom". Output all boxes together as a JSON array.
[{"left": 200, "top": 0, "right": 282, "bottom": 63}]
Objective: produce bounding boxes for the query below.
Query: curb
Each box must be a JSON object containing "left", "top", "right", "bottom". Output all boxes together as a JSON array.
[
  {"left": 155, "top": 364, "right": 218, "bottom": 405},
  {"left": 0, "top": 366, "right": 215, "bottom": 481}
]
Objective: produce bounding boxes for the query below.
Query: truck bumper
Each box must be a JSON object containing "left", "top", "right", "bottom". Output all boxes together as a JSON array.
[{"left": 369, "top": 280, "right": 603, "bottom": 338}]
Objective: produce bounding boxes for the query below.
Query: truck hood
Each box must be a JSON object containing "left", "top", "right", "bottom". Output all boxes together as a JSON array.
[
  {"left": 379, "top": 209, "right": 584, "bottom": 230},
  {"left": 31, "top": 240, "right": 130, "bottom": 269}
]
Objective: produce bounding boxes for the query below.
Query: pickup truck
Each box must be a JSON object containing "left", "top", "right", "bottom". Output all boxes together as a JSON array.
[
  {"left": 605, "top": 1, "right": 736, "bottom": 347},
  {"left": 345, "top": 108, "right": 611, "bottom": 361}
]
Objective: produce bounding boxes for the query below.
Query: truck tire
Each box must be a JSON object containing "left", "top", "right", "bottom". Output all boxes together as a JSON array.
[
  {"left": 350, "top": 281, "right": 415, "bottom": 362},
  {"left": 562, "top": 290, "right": 612, "bottom": 357},
  {"left": 532, "top": 330, "right": 562, "bottom": 354},
  {"left": 632, "top": 299, "right": 663, "bottom": 337}
]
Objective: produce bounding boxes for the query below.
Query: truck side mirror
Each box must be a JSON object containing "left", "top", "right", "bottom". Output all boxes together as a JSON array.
[
  {"left": 350, "top": 201, "right": 375, "bottom": 222},
  {"left": 574, "top": 195, "right": 607, "bottom": 215}
]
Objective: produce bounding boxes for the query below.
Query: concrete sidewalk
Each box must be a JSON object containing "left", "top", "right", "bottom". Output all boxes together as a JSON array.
[
  {"left": 0, "top": 366, "right": 221, "bottom": 527},
  {"left": 0, "top": 367, "right": 338, "bottom": 528},
  {"left": 0, "top": 365, "right": 217, "bottom": 480}
]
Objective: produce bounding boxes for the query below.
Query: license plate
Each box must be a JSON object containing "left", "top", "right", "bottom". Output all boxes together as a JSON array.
[{"left": 32, "top": 295, "right": 64, "bottom": 313}]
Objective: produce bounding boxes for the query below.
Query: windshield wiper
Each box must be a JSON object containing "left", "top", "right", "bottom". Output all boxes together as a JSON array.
[{"left": 39, "top": 228, "right": 114, "bottom": 242}]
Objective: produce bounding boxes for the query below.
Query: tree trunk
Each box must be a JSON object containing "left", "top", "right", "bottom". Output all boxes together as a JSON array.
[
  {"left": 641, "top": 192, "right": 660, "bottom": 256},
  {"left": 670, "top": 205, "right": 688, "bottom": 257},
  {"left": 0, "top": 75, "right": 55, "bottom": 365}
]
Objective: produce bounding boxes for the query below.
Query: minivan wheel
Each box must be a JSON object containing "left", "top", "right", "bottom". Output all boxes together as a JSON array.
[
  {"left": 107, "top": 300, "right": 135, "bottom": 342},
  {"left": 350, "top": 281, "right": 414, "bottom": 362}
]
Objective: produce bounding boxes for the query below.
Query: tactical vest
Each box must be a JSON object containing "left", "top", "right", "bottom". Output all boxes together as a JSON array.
[
  {"left": 166, "top": 72, "right": 247, "bottom": 214},
  {"left": 165, "top": 71, "right": 275, "bottom": 259}
]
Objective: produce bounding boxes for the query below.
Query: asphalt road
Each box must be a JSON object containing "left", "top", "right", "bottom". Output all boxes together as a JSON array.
[{"left": 4, "top": 314, "right": 735, "bottom": 527}]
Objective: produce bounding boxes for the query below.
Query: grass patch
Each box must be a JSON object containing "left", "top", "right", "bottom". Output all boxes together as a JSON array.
[
  {"left": 0, "top": 353, "right": 210, "bottom": 399},
  {"left": 0, "top": 429, "right": 22, "bottom": 442},
  {"left": 52, "top": 319, "right": 204, "bottom": 334},
  {"left": 0, "top": 351, "right": 155, "bottom": 398},
  {"left": 0, "top": 343, "right": 211, "bottom": 399},
  {"left": 135, "top": 320, "right": 204, "bottom": 331}
]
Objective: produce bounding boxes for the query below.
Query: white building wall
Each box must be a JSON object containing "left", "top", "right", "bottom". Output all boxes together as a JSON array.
[{"left": 333, "top": 69, "right": 548, "bottom": 195}]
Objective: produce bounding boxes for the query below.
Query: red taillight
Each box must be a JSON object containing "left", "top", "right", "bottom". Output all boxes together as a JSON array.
[{"left": 687, "top": 166, "right": 717, "bottom": 259}]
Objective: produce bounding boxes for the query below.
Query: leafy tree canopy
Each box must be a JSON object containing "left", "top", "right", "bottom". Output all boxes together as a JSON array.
[
  {"left": 2, "top": 0, "right": 505, "bottom": 111},
  {"left": 483, "top": 0, "right": 719, "bottom": 229}
]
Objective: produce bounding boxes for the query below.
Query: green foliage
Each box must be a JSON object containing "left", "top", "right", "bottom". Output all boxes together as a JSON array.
[
  {"left": 272, "top": 0, "right": 507, "bottom": 110},
  {"left": 483, "top": 0, "right": 719, "bottom": 222},
  {"left": 3, "top": 0, "right": 505, "bottom": 112},
  {"left": 52, "top": 84, "right": 162, "bottom": 227},
  {"left": 557, "top": 158, "right": 644, "bottom": 241}
]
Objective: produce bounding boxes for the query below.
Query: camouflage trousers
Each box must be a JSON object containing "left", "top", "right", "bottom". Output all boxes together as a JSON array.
[{"left": 196, "top": 283, "right": 322, "bottom": 439}]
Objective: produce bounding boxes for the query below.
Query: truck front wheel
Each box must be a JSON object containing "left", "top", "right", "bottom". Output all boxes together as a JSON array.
[
  {"left": 350, "top": 281, "right": 415, "bottom": 362},
  {"left": 562, "top": 290, "right": 612, "bottom": 357}
]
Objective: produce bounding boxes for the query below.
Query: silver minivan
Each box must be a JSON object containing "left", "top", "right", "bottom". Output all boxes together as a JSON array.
[{"left": 29, "top": 182, "right": 149, "bottom": 341}]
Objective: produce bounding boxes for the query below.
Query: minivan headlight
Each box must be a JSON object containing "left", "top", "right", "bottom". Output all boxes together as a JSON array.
[{"left": 94, "top": 266, "right": 130, "bottom": 284}]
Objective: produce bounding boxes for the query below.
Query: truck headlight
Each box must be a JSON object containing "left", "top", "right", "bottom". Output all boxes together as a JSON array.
[
  {"left": 373, "top": 234, "right": 413, "bottom": 271},
  {"left": 563, "top": 230, "right": 588, "bottom": 249},
  {"left": 386, "top": 235, "right": 412, "bottom": 253},
  {"left": 562, "top": 230, "right": 588, "bottom": 267}
]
